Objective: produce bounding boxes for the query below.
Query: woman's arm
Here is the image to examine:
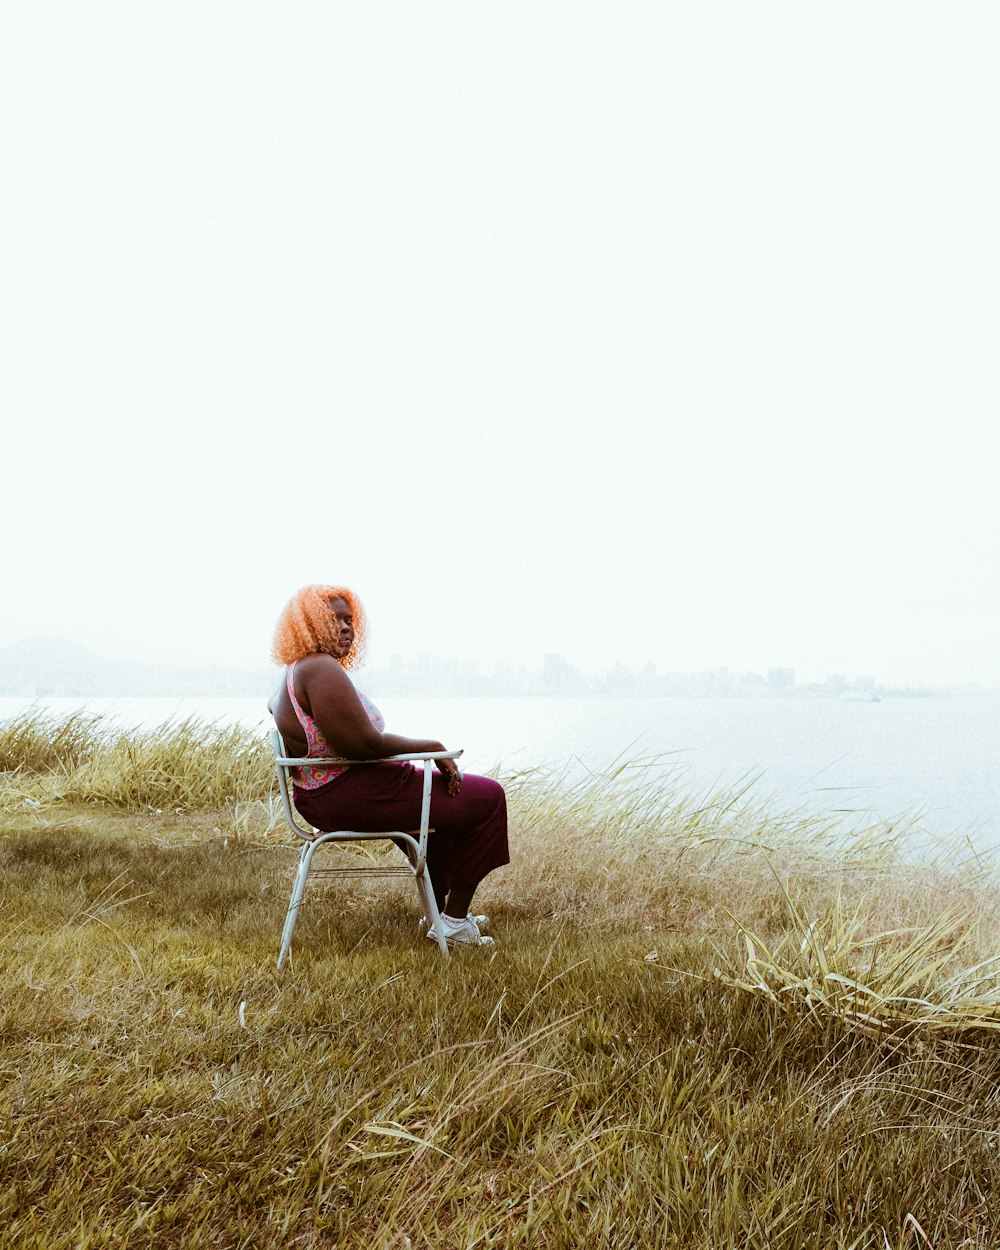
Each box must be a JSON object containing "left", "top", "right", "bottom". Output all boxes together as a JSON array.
[{"left": 296, "top": 654, "right": 461, "bottom": 791}]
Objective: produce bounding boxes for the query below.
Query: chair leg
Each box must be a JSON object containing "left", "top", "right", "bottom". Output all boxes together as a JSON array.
[
  {"left": 278, "top": 837, "right": 450, "bottom": 968},
  {"left": 417, "top": 867, "right": 449, "bottom": 957},
  {"left": 277, "top": 843, "right": 313, "bottom": 972}
]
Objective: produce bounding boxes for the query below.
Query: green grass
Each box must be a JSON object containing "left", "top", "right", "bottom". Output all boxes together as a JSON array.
[{"left": 1, "top": 711, "right": 999, "bottom": 1248}]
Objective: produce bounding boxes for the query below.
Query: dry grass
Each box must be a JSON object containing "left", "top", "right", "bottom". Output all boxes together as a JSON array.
[
  {"left": 0, "top": 709, "right": 274, "bottom": 810},
  {"left": 1, "top": 710, "right": 999, "bottom": 1248}
]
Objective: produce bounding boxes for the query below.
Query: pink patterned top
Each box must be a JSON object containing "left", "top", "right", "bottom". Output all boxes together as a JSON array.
[{"left": 286, "top": 663, "right": 385, "bottom": 790}]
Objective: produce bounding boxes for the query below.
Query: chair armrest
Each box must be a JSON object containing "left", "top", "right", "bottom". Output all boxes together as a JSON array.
[{"left": 272, "top": 749, "right": 464, "bottom": 767}]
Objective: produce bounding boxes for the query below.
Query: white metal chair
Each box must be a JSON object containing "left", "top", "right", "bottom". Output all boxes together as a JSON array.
[{"left": 269, "top": 727, "right": 462, "bottom": 970}]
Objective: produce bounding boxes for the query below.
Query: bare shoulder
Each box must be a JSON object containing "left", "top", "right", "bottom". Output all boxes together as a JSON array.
[
  {"left": 295, "top": 653, "right": 354, "bottom": 696},
  {"left": 296, "top": 652, "right": 348, "bottom": 676}
]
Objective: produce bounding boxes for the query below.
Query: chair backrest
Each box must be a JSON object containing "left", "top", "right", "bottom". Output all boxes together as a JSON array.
[{"left": 270, "top": 726, "right": 328, "bottom": 841}]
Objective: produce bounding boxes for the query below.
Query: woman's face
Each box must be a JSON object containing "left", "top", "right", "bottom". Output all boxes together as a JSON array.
[{"left": 327, "top": 596, "right": 355, "bottom": 659}]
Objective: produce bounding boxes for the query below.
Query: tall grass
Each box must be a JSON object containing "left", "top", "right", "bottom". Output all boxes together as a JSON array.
[
  {"left": 1, "top": 710, "right": 999, "bottom": 1248},
  {"left": 0, "top": 708, "right": 274, "bottom": 810}
]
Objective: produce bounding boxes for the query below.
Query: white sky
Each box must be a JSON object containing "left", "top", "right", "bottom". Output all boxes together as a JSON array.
[{"left": 1, "top": 3, "right": 997, "bottom": 686}]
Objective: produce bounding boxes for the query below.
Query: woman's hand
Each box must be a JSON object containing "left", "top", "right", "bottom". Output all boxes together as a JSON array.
[{"left": 436, "top": 756, "right": 462, "bottom": 797}]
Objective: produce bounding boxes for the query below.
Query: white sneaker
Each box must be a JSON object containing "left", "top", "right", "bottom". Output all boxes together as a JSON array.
[
  {"left": 425, "top": 914, "right": 495, "bottom": 948},
  {"left": 421, "top": 913, "right": 489, "bottom": 932}
]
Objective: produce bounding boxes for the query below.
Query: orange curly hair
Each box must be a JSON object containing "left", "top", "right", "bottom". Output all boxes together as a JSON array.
[{"left": 271, "top": 584, "right": 369, "bottom": 669}]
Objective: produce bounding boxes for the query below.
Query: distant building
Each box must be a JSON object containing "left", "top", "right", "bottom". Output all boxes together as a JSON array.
[
  {"left": 542, "top": 653, "right": 584, "bottom": 695},
  {"left": 767, "top": 667, "right": 795, "bottom": 690}
]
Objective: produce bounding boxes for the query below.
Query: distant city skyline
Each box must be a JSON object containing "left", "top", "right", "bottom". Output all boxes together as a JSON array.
[
  {"left": 0, "top": 634, "right": 991, "bottom": 701},
  {"left": 359, "top": 651, "right": 978, "bottom": 699}
]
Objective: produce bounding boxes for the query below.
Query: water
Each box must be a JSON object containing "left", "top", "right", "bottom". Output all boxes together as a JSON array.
[{"left": 2, "top": 693, "right": 998, "bottom": 843}]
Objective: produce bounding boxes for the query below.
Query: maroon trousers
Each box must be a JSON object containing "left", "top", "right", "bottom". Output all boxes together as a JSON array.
[{"left": 292, "top": 763, "right": 509, "bottom": 898}]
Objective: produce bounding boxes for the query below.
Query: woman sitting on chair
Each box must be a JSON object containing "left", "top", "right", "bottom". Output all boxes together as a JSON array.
[{"left": 269, "top": 584, "right": 508, "bottom": 948}]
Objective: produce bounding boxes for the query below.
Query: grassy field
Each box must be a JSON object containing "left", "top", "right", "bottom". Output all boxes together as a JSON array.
[{"left": 2, "top": 711, "right": 1000, "bottom": 1249}]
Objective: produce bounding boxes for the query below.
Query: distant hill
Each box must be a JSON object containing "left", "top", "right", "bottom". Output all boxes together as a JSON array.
[{"left": 0, "top": 636, "right": 277, "bottom": 697}]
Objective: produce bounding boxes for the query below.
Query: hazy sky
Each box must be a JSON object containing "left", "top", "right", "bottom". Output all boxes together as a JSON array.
[{"left": 2, "top": 3, "right": 997, "bottom": 686}]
